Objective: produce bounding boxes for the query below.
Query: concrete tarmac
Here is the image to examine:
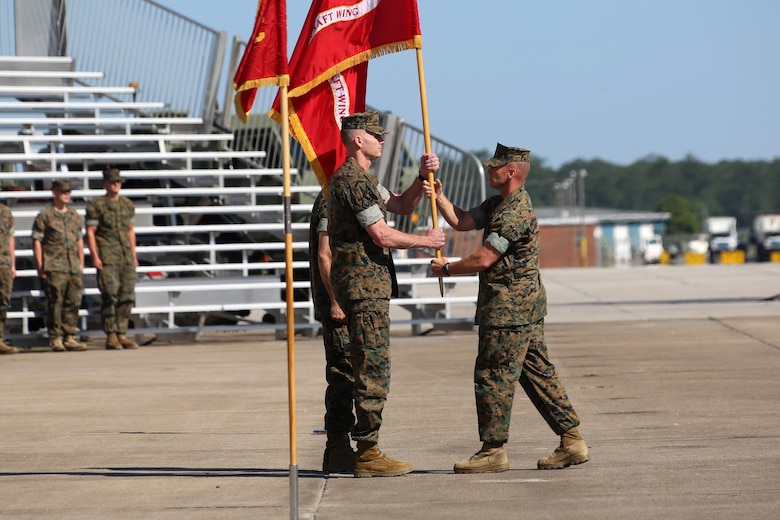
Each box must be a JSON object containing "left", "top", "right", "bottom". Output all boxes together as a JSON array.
[{"left": 2, "top": 263, "right": 779, "bottom": 519}]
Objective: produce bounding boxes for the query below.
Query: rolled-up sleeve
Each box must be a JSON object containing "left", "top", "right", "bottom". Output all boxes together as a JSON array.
[{"left": 357, "top": 204, "right": 384, "bottom": 228}]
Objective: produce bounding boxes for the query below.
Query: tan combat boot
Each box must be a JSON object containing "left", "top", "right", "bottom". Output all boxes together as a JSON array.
[
  {"left": 354, "top": 441, "right": 412, "bottom": 478},
  {"left": 63, "top": 335, "right": 88, "bottom": 352},
  {"left": 117, "top": 334, "right": 139, "bottom": 349},
  {"left": 454, "top": 443, "right": 509, "bottom": 474},
  {"left": 50, "top": 336, "right": 66, "bottom": 352},
  {"left": 537, "top": 427, "right": 590, "bottom": 470},
  {"left": 0, "top": 338, "right": 19, "bottom": 355},
  {"left": 105, "top": 333, "right": 122, "bottom": 350},
  {"left": 322, "top": 432, "right": 355, "bottom": 474}
]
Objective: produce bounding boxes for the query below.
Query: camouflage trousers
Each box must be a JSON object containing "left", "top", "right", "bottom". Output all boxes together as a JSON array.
[
  {"left": 0, "top": 265, "right": 10, "bottom": 330},
  {"left": 320, "top": 311, "right": 355, "bottom": 436},
  {"left": 97, "top": 263, "right": 136, "bottom": 334},
  {"left": 475, "top": 320, "right": 580, "bottom": 444},
  {"left": 42, "top": 271, "right": 83, "bottom": 338},
  {"left": 345, "top": 298, "right": 391, "bottom": 443}
]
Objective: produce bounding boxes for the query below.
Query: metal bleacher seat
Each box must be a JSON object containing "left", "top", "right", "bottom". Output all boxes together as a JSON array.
[{"left": 1, "top": 29, "right": 480, "bottom": 345}]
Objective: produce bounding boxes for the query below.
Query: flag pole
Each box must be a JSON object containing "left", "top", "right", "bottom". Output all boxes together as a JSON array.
[
  {"left": 279, "top": 84, "right": 299, "bottom": 519},
  {"left": 415, "top": 48, "right": 444, "bottom": 297}
]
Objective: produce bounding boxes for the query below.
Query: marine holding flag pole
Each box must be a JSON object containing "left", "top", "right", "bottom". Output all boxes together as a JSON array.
[{"left": 414, "top": 47, "right": 444, "bottom": 297}]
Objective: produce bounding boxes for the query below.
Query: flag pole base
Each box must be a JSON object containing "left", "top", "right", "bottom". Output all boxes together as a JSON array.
[{"left": 289, "top": 464, "right": 298, "bottom": 519}]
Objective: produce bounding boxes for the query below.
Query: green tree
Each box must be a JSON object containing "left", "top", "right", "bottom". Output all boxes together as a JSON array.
[
  {"left": 657, "top": 194, "right": 700, "bottom": 234},
  {"left": 464, "top": 151, "right": 780, "bottom": 232}
]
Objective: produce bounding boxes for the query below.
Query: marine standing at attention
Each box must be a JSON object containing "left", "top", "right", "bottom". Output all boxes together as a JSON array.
[
  {"left": 309, "top": 190, "right": 356, "bottom": 474},
  {"left": 32, "top": 179, "right": 88, "bottom": 352},
  {"left": 0, "top": 203, "right": 19, "bottom": 355},
  {"left": 85, "top": 168, "right": 139, "bottom": 350}
]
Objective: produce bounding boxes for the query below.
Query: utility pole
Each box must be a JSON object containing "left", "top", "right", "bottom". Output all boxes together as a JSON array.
[{"left": 570, "top": 169, "right": 587, "bottom": 266}]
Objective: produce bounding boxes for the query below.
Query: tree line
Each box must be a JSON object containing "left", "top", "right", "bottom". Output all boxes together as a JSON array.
[{"left": 471, "top": 150, "right": 780, "bottom": 236}]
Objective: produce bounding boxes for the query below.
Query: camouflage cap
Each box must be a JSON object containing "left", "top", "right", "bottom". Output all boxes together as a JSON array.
[
  {"left": 51, "top": 179, "right": 71, "bottom": 192},
  {"left": 483, "top": 143, "right": 531, "bottom": 167},
  {"left": 340, "top": 111, "right": 389, "bottom": 135},
  {"left": 103, "top": 167, "right": 123, "bottom": 182}
]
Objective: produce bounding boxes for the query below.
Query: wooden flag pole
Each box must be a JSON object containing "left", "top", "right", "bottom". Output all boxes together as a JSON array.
[
  {"left": 279, "top": 84, "right": 299, "bottom": 519},
  {"left": 415, "top": 48, "right": 444, "bottom": 297}
]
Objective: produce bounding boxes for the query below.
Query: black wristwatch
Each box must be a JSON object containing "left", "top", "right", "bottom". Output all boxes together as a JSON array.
[
  {"left": 417, "top": 172, "right": 428, "bottom": 183},
  {"left": 442, "top": 263, "right": 450, "bottom": 276}
]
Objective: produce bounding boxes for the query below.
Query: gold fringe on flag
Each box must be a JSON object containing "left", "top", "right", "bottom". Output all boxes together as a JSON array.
[
  {"left": 234, "top": 75, "right": 290, "bottom": 123},
  {"left": 287, "top": 36, "right": 422, "bottom": 99}
]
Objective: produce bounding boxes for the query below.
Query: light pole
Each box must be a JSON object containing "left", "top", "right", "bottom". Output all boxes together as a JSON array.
[{"left": 570, "top": 169, "right": 587, "bottom": 266}]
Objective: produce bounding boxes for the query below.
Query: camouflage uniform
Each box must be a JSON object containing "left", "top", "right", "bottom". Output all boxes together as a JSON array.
[
  {"left": 328, "top": 156, "right": 398, "bottom": 444},
  {"left": 85, "top": 195, "right": 136, "bottom": 334},
  {"left": 32, "top": 205, "right": 84, "bottom": 339},
  {"left": 0, "top": 205, "right": 13, "bottom": 338},
  {"left": 470, "top": 187, "right": 580, "bottom": 444},
  {"left": 309, "top": 191, "right": 355, "bottom": 436}
]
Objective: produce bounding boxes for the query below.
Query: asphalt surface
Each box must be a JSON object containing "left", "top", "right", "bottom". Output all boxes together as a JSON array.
[{"left": 2, "top": 263, "right": 779, "bottom": 519}]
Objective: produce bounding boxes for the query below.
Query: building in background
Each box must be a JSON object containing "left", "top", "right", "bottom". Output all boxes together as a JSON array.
[{"left": 537, "top": 208, "right": 669, "bottom": 268}]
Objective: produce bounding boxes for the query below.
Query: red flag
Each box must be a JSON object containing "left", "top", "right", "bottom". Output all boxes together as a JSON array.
[
  {"left": 284, "top": 62, "right": 367, "bottom": 186},
  {"left": 287, "top": 0, "right": 421, "bottom": 98},
  {"left": 233, "top": 0, "right": 289, "bottom": 123},
  {"left": 270, "top": 0, "right": 421, "bottom": 186}
]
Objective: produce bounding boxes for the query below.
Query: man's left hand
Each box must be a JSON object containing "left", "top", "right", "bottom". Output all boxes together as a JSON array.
[{"left": 430, "top": 257, "right": 449, "bottom": 277}]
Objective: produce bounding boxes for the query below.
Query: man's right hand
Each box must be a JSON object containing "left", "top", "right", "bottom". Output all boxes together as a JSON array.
[
  {"left": 433, "top": 179, "right": 443, "bottom": 199},
  {"left": 419, "top": 153, "right": 440, "bottom": 176},
  {"left": 330, "top": 301, "right": 346, "bottom": 323}
]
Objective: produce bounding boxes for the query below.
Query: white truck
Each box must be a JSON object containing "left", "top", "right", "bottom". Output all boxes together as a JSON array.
[
  {"left": 705, "top": 216, "right": 739, "bottom": 262},
  {"left": 753, "top": 214, "right": 780, "bottom": 262},
  {"left": 642, "top": 234, "right": 664, "bottom": 264}
]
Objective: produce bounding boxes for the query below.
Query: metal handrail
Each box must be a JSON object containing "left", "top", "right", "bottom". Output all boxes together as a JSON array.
[{"left": 0, "top": 0, "right": 226, "bottom": 131}]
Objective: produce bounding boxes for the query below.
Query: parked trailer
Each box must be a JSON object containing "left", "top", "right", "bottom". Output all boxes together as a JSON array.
[
  {"left": 753, "top": 214, "right": 780, "bottom": 262},
  {"left": 705, "top": 216, "right": 743, "bottom": 263}
]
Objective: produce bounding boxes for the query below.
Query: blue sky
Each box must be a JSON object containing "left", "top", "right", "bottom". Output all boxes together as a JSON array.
[{"left": 157, "top": 0, "right": 778, "bottom": 169}]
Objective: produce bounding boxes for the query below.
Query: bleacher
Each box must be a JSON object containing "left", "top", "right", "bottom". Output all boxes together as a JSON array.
[{"left": 1, "top": 0, "right": 482, "bottom": 348}]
